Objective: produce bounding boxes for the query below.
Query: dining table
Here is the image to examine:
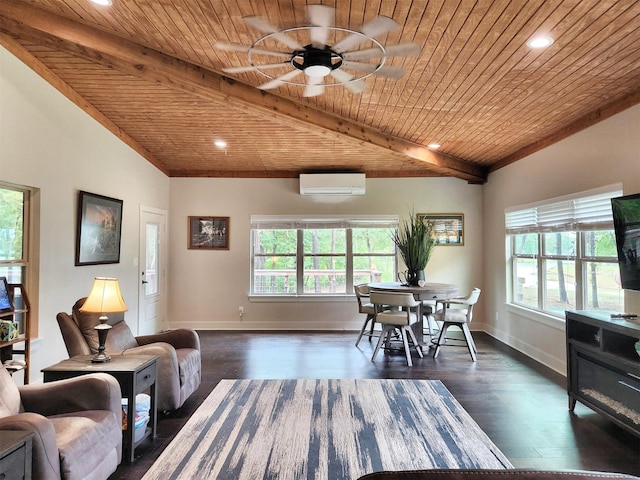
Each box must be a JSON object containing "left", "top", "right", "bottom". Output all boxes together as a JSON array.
[{"left": 367, "top": 281, "right": 459, "bottom": 347}]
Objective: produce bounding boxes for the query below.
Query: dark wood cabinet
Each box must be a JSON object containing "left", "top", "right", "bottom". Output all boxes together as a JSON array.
[
  {"left": 0, "top": 431, "right": 32, "bottom": 480},
  {"left": 566, "top": 310, "right": 640, "bottom": 437}
]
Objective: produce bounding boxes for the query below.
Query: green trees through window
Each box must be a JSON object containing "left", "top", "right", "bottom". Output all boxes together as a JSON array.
[{"left": 251, "top": 218, "right": 397, "bottom": 296}]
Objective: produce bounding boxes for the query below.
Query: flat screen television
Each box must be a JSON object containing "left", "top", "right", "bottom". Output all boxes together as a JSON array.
[
  {"left": 611, "top": 193, "right": 640, "bottom": 292},
  {"left": 0, "top": 277, "right": 13, "bottom": 313}
]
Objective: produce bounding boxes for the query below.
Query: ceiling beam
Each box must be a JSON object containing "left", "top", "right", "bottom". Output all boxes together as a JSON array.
[{"left": 0, "top": 0, "right": 487, "bottom": 183}]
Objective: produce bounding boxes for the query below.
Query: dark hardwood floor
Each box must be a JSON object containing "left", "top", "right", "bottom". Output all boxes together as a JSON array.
[{"left": 110, "top": 331, "right": 639, "bottom": 479}]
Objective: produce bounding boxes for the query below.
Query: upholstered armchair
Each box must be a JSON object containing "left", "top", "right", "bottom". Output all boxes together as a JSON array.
[
  {"left": 0, "top": 366, "right": 122, "bottom": 480},
  {"left": 57, "top": 297, "right": 201, "bottom": 412}
]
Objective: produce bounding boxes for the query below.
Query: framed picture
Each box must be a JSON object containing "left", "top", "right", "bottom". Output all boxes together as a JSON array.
[
  {"left": 418, "top": 213, "right": 464, "bottom": 246},
  {"left": 75, "top": 191, "right": 123, "bottom": 265},
  {"left": 188, "top": 216, "right": 230, "bottom": 250}
]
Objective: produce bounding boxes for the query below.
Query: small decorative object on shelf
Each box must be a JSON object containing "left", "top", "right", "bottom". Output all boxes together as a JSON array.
[{"left": 0, "top": 320, "right": 18, "bottom": 342}]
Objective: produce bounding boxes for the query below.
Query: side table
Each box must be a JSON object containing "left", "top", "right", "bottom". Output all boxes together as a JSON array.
[
  {"left": 0, "top": 430, "right": 33, "bottom": 479},
  {"left": 42, "top": 354, "right": 158, "bottom": 463}
]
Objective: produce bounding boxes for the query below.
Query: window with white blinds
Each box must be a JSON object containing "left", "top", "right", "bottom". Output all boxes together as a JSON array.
[
  {"left": 506, "top": 185, "right": 621, "bottom": 234},
  {"left": 250, "top": 215, "right": 398, "bottom": 297},
  {"left": 506, "top": 185, "right": 624, "bottom": 316}
]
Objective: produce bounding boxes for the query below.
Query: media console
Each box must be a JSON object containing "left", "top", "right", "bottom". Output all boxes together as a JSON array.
[{"left": 566, "top": 310, "right": 640, "bottom": 437}]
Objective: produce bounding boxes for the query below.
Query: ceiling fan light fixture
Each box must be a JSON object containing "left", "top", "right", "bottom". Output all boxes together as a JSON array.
[
  {"left": 304, "top": 64, "right": 332, "bottom": 77},
  {"left": 90, "top": 0, "right": 113, "bottom": 6}
]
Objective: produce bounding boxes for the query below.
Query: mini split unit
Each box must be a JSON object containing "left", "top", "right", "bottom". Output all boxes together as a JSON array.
[{"left": 299, "top": 173, "right": 366, "bottom": 195}]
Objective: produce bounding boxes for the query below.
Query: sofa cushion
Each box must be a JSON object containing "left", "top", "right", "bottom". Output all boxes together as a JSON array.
[{"left": 49, "top": 410, "right": 122, "bottom": 480}]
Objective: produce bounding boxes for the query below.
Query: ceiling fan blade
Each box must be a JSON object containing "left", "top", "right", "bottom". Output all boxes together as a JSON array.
[
  {"left": 307, "top": 5, "right": 335, "bottom": 48},
  {"left": 333, "top": 16, "right": 398, "bottom": 53},
  {"left": 214, "top": 42, "right": 291, "bottom": 58},
  {"left": 244, "top": 16, "right": 304, "bottom": 51},
  {"left": 304, "top": 76, "right": 325, "bottom": 97},
  {"left": 258, "top": 69, "right": 303, "bottom": 90},
  {"left": 223, "top": 62, "right": 289, "bottom": 74},
  {"left": 330, "top": 69, "right": 366, "bottom": 94},
  {"left": 342, "top": 43, "right": 421, "bottom": 61},
  {"left": 341, "top": 61, "right": 405, "bottom": 79}
]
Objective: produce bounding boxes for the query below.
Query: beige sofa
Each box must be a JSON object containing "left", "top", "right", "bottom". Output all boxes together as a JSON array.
[
  {"left": 57, "top": 297, "right": 201, "bottom": 412},
  {"left": 0, "top": 366, "right": 122, "bottom": 480}
]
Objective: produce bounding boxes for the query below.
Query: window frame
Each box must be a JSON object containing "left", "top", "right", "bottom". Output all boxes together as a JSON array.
[
  {"left": 0, "top": 181, "right": 36, "bottom": 337},
  {"left": 506, "top": 186, "right": 623, "bottom": 317},
  {"left": 250, "top": 215, "right": 398, "bottom": 298}
]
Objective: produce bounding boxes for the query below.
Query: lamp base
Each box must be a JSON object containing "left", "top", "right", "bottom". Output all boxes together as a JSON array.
[
  {"left": 93, "top": 321, "right": 112, "bottom": 363},
  {"left": 91, "top": 352, "right": 112, "bottom": 363}
]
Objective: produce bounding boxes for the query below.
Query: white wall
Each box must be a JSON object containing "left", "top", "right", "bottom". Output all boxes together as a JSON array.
[
  {"left": 168, "top": 177, "right": 484, "bottom": 330},
  {"left": 0, "top": 46, "right": 170, "bottom": 381},
  {"left": 483, "top": 103, "right": 640, "bottom": 374}
]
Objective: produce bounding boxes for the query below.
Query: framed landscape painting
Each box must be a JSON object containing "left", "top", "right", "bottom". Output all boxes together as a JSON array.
[
  {"left": 188, "top": 216, "right": 230, "bottom": 250},
  {"left": 418, "top": 213, "right": 464, "bottom": 246},
  {"left": 75, "top": 191, "right": 123, "bottom": 265}
]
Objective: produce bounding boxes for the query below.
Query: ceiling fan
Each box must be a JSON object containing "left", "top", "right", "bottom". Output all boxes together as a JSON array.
[{"left": 214, "top": 5, "right": 420, "bottom": 97}]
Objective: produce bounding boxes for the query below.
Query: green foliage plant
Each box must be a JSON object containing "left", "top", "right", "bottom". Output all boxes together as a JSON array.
[{"left": 391, "top": 211, "right": 436, "bottom": 272}]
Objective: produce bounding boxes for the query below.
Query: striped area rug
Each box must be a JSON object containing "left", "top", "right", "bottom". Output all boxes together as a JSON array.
[{"left": 142, "top": 379, "right": 512, "bottom": 480}]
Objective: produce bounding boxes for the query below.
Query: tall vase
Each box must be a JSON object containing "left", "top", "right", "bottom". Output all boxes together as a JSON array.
[{"left": 407, "top": 269, "right": 425, "bottom": 286}]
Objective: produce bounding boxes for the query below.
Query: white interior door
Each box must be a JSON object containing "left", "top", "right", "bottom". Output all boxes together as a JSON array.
[{"left": 138, "top": 207, "right": 167, "bottom": 335}]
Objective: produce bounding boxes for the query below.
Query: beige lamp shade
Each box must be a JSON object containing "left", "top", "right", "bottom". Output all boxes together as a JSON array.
[{"left": 80, "top": 277, "right": 128, "bottom": 316}]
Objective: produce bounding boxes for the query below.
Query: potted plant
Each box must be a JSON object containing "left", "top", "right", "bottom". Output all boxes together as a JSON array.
[{"left": 392, "top": 211, "right": 436, "bottom": 286}]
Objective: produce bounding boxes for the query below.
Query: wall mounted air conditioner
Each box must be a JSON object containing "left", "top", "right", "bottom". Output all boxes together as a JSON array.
[{"left": 299, "top": 173, "right": 366, "bottom": 195}]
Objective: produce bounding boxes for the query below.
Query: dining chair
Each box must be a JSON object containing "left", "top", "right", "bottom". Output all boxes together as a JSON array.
[
  {"left": 354, "top": 284, "right": 378, "bottom": 346},
  {"left": 421, "top": 300, "right": 440, "bottom": 339},
  {"left": 432, "top": 288, "right": 481, "bottom": 361},
  {"left": 370, "top": 291, "right": 423, "bottom": 367}
]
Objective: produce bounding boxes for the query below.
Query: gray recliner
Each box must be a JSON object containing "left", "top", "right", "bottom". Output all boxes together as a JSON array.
[
  {"left": 0, "top": 365, "right": 122, "bottom": 480},
  {"left": 56, "top": 297, "right": 201, "bottom": 412}
]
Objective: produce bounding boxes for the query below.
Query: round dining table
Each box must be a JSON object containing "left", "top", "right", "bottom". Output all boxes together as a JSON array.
[{"left": 367, "top": 281, "right": 459, "bottom": 347}]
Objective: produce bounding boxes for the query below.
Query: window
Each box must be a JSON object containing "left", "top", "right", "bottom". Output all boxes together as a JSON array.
[
  {"left": 0, "top": 184, "right": 28, "bottom": 285},
  {"left": 506, "top": 186, "right": 624, "bottom": 317},
  {"left": 251, "top": 215, "right": 398, "bottom": 296},
  {"left": 0, "top": 182, "right": 32, "bottom": 337}
]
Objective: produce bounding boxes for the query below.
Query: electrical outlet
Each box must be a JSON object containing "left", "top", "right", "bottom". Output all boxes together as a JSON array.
[{"left": 239, "top": 306, "right": 244, "bottom": 317}]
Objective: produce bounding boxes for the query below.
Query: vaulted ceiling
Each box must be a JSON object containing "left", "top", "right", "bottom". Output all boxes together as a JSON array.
[{"left": 2, "top": 0, "right": 640, "bottom": 184}]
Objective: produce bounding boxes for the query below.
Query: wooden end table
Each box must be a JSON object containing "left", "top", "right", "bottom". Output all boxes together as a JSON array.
[
  {"left": 0, "top": 430, "right": 33, "bottom": 480},
  {"left": 42, "top": 354, "right": 158, "bottom": 463}
]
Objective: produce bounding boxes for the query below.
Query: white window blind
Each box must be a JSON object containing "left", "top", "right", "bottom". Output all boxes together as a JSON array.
[
  {"left": 505, "top": 185, "right": 623, "bottom": 234},
  {"left": 251, "top": 215, "right": 398, "bottom": 230}
]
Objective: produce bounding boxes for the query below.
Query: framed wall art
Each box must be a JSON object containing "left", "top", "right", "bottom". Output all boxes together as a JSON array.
[
  {"left": 188, "top": 216, "right": 230, "bottom": 250},
  {"left": 76, "top": 191, "right": 123, "bottom": 265},
  {"left": 417, "top": 213, "right": 464, "bottom": 246}
]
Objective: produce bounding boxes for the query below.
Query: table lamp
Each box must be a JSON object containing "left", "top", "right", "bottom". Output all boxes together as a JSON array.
[{"left": 80, "top": 277, "right": 128, "bottom": 363}]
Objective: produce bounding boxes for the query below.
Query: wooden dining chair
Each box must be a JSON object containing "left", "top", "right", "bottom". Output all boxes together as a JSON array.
[{"left": 370, "top": 291, "right": 423, "bottom": 366}]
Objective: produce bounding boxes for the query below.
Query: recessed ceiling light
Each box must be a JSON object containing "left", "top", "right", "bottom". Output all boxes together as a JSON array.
[
  {"left": 428, "top": 143, "right": 441, "bottom": 150},
  {"left": 527, "top": 35, "right": 554, "bottom": 49},
  {"left": 90, "top": 0, "right": 113, "bottom": 6},
  {"left": 214, "top": 140, "right": 227, "bottom": 149}
]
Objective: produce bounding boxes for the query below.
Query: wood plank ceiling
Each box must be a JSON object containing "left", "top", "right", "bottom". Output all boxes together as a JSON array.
[{"left": 2, "top": 0, "right": 640, "bottom": 183}]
